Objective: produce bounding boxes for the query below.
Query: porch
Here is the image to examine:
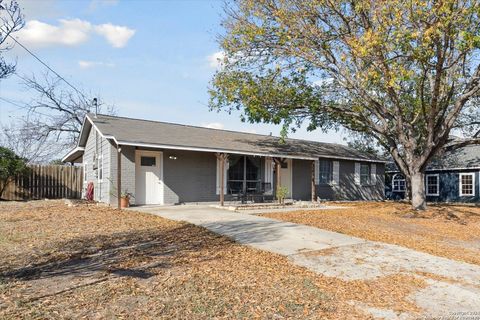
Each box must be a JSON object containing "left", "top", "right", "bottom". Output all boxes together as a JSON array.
[
  {"left": 215, "top": 152, "right": 317, "bottom": 206},
  {"left": 113, "top": 146, "right": 318, "bottom": 208}
]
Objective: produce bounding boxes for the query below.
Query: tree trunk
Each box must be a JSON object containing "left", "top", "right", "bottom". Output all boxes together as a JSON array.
[
  {"left": 410, "top": 171, "right": 426, "bottom": 210},
  {"left": 404, "top": 176, "right": 412, "bottom": 201}
]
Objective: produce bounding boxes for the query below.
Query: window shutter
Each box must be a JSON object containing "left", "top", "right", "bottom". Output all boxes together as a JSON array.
[
  {"left": 216, "top": 158, "right": 228, "bottom": 195},
  {"left": 371, "top": 163, "right": 376, "bottom": 185},
  {"left": 216, "top": 158, "right": 220, "bottom": 195},
  {"left": 314, "top": 160, "right": 320, "bottom": 184},
  {"left": 264, "top": 158, "right": 274, "bottom": 194},
  {"left": 354, "top": 162, "right": 361, "bottom": 185},
  {"left": 333, "top": 161, "right": 340, "bottom": 184},
  {"left": 224, "top": 159, "right": 228, "bottom": 194}
]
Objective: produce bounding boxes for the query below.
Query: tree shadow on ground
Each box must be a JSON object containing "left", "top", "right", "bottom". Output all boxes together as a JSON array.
[{"left": 0, "top": 223, "right": 233, "bottom": 282}]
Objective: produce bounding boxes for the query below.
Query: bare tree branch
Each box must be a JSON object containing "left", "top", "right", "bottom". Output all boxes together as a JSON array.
[
  {"left": 1, "top": 73, "right": 116, "bottom": 163},
  {"left": 0, "top": 0, "right": 24, "bottom": 79}
]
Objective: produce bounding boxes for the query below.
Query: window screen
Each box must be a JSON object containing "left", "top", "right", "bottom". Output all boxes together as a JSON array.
[
  {"left": 141, "top": 156, "right": 156, "bottom": 167},
  {"left": 360, "top": 163, "right": 371, "bottom": 185},
  {"left": 319, "top": 160, "right": 332, "bottom": 184}
]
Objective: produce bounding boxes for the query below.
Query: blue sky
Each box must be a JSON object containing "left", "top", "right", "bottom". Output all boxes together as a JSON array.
[{"left": 0, "top": 0, "right": 346, "bottom": 143}]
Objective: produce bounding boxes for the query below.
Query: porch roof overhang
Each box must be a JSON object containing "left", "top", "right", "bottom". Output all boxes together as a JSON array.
[
  {"left": 65, "top": 113, "right": 388, "bottom": 163},
  {"left": 115, "top": 140, "right": 319, "bottom": 160},
  {"left": 61, "top": 147, "right": 85, "bottom": 163}
]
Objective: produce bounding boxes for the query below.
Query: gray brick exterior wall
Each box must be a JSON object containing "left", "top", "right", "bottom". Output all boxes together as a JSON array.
[
  {"left": 83, "top": 127, "right": 111, "bottom": 202},
  {"left": 292, "top": 158, "right": 385, "bottom": 201},
  {"left": 82, "top": 129, "right": 385, "bottom": 205},
  {"left": 163, "top": 149, "right": 219, "bottom": 203},
  {"left": 109, "top": 144, "right": 136, "bottom": 206}
]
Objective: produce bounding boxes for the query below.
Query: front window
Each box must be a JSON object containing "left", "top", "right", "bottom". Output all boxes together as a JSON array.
[
  {"left": 459, "top": 173, "right": 475, "bottom": 196},
  {"left": 426, "top": 174, "right": 439, "bottom": 196},
  {"left": 319, "top": 160, "right": 332, "bottom": 184},
  {"left": 392, "top": 174, "right": 405, "bottom": 192},
  {"left": 360, "top": 163, "right": 370, "bottom": 185},
  {"left": 228, "top": 155, "right": 261, "bottom": 194}
]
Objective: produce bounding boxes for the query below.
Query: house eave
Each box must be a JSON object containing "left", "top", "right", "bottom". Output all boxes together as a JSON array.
[
  {"left": 116, "top": 140, "right": 319, "bottom": 160},
  {"left": 61, "top": 147, "right": 85, "bottom": 163},
  {"left": 386, "top": 166, "right": 480, "bottom": 173}
]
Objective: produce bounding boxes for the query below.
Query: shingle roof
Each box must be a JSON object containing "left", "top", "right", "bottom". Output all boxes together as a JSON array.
[
  {"left": 427, "top": 144, "right": 480, "bottom": 170},
  {"left": 80, "top": 113, "right": 385, "bottom": 162},
  {"left": 386, "top": 144, "right": 480, "bottom": 172}
]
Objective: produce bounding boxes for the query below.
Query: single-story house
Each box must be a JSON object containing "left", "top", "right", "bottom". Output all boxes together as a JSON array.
[
  {"left": 386, "top": 144, "right": 480, "bottom": 203},
  {"left": 63, "top": 113, "right": 386, "bottom": 206}
]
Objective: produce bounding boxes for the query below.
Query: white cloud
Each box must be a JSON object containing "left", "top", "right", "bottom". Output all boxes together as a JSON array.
[
  {"left": 78, "top": 60, "right": 115, "bottom": 69},
  {"left": 17, "top": 19, "right": 92, "bottom": 48},
  {"left": 15, "top": 19, "right": 135, "bottom": 49},
  {"left": 202, "top": 122, "right": 225, "bottom": 130},
  {"left": 94, "top": 23, "right": 136, "bottom": 48},
  {"left": 207, "top": 51, "right": 225, "bottom": 69}
]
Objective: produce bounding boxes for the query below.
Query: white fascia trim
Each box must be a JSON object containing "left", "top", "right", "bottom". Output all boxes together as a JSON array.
[
  {"left": 120, "top": 140, "right": 385, "bottom": 162},
  {"left": 387, "top": 167, "right": 480, "bottom": 173},
  {"left": 85, "top": 114, "right": 112, "bottom": 139},
  {"left": 76, "top": 116, "right": 89, "bottom": 147},
  {"left": 61, "top": 147, "right": 85, "bottom": 162},
  {"left": 317, "top": 155, "right": 387, "bottom": 163},
  {"left": 116, "top": 140, "right": 318, "bottom": 160},
  {"left": 425, "top": 173, "right": 440, "bottom": 196}
]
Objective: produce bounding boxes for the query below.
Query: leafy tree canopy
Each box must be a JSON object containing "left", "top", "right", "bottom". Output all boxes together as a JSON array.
[
  {"left": 0, "top": 146, "right": 27, "bottom": 198},
  {"left": 210, "top": 0, "right": 480, "bottom": 209}
]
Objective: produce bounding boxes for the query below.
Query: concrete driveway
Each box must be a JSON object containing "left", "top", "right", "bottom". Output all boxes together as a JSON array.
[{"left": 132, "top": 205, "right": 480, "bottom": 319}]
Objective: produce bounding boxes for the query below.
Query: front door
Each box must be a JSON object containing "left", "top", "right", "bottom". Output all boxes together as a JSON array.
[
  {"left": 135, "top": 151, "right": 163, "bottom": 205},
  {"left": 279, "top": 159, "right": 292, "bottom": 198}
]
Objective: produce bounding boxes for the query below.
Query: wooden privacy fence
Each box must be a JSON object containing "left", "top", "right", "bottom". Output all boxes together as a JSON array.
[{"left": 1, "top": 165, "right": 84, "bottom": 201}]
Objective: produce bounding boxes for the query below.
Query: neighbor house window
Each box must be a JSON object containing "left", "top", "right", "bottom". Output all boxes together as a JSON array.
[
  {"left": 360, "top": 163, "right": 371, "bottom": 185},
  {"left": 319, "top": 160, "right": 332, "bottom": 184},
  {"left": 392, "top": 173, "right": 406, "bottom": 192},
  {"left": 459, "top": 173, "right": 475, "bottom": 196},
  {"left": 425, "top": 174, "right": 439, "bottom": 196}
]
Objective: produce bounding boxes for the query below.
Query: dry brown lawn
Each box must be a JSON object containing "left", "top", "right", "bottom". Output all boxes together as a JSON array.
[
  {"left": 262, "top": 201, "right": 480, "bottom": 266},
  {"left": 0, "top": 200, "right": 431, "bottom": 319}
]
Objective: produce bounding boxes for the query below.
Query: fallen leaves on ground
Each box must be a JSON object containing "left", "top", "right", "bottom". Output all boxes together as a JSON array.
[
  {"left": 0, "top": 200, "right": 369, "bottom": 319},
  {"left": 0, "top": 200, "right": 438, "bottom": 318},
  {"left": 262, "top": 201, "right": 480, "bottom": 265}
]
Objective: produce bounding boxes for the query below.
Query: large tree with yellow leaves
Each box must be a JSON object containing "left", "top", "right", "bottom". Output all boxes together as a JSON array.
[{"left": 210, "top": 0, "right": 480, "bottom": 210}]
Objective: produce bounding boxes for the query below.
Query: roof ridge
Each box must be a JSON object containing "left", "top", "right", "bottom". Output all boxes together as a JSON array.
[{"left": 90, "top": 113, "right": 353, "bottom": 147}]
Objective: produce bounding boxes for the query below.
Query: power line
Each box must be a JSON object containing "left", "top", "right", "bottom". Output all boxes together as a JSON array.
[
  {"left": 0, "top": 96, "right": 25, "bottom": 108},
  {"left": 1, "top": 28, "right": 85, "bottom": 97}
]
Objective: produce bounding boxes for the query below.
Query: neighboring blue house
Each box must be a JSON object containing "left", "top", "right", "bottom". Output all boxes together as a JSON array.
[{"left": 386, "top": 144, "right": 480, "bottom": 203}]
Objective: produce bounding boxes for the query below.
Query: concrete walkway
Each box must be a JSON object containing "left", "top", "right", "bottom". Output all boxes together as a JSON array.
[{"left": 132, "top": 205, "right": 480, "bottom": 319}]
